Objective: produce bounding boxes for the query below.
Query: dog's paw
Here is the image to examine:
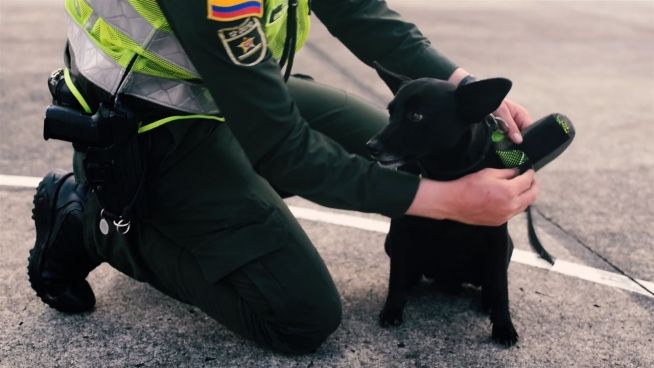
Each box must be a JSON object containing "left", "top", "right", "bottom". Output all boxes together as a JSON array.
[
  {"left": 491, "top": 321, "right": 519, "bottom": 347},
  {"left": 379, "top": 307, "right": 404, "bottom": 327}
]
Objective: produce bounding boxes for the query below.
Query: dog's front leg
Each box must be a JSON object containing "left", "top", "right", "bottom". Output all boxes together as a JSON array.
[
  {"left": 483, "top": 227, "right": 519, "bottom": 346},
  {"left": 379, "top": 220, "right": 411, "bottom": 327}
]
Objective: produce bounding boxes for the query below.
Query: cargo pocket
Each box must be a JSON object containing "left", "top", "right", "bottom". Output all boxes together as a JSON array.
[{"left": 190, "top": 205, "right": 291, "bottom": 283}]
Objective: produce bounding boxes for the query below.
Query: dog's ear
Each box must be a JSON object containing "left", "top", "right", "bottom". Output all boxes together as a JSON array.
[
  {"left": 455, "top": 78, "right": 512, "bottom": 123},
  {"left": 373, "top": 61, "right": 411, "bottom": 95}
]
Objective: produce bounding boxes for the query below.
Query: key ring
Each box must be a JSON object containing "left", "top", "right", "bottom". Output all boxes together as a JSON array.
[
  {"left": 494, "top": 116, "right": 510, "bottom": 133},
  {"left": 113, "top": 218, "right": 131, "bottom": 235},
  {"left": 99, "top": 208, "right": 131, "bottom": 235}
]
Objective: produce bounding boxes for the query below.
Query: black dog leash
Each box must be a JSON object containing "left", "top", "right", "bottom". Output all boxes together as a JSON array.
[
  {"left": 489, "top": 115, "right": 555, "bottom": 265},
  {"left": 526, "top": 206, "right": 555, "bottom": 264}
]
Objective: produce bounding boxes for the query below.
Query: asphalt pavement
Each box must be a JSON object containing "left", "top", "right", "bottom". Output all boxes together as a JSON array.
[{"left": 1, "top": 1, "right": 653, "bottom": 367}]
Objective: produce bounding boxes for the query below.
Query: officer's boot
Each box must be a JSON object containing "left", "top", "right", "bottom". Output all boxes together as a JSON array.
[{"left": 28, "top": 170, "right": 100, "bottom": 313}]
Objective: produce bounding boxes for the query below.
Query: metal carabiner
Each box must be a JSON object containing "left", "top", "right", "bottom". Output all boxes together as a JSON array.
[
  {"left": 113, "top": 218, "right": 131, "bottom": 235},
  {"left": 493, "top": 115, "right": 510, "bottom": 134}
]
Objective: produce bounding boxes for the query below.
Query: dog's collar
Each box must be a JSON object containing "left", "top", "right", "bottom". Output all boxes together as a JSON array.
[{"left": 419, "top": 116, "right": 496, "bottom": 179}]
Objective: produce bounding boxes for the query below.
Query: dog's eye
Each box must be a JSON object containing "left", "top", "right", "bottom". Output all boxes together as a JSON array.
[{"left": 407, "top": 112, "right": 423, "bottom": 123}]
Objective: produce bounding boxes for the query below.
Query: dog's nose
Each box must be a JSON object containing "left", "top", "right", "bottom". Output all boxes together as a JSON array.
[{"left": 366, "top": 137, "right": 383, "bottom": 157}]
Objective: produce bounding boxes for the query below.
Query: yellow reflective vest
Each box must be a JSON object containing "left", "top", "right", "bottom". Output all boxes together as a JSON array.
[{"left": 65, "top": 0, "right": 310, "bottom": 115}]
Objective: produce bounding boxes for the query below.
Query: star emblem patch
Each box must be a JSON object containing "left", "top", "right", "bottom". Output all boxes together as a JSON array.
[{"left": 217, "top": 18, "right": 267, "bottom": 66}]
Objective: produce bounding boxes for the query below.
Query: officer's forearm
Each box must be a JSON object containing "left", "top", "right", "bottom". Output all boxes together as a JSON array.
[
  {"left": 313, "top": 0, "right": 457, "bottom": 80},
  {"left": 406, "top": 169, "right": 538, "bottom": 226},
  {"left": 253, "top": 119, "right": 420, "bottom": 217}
]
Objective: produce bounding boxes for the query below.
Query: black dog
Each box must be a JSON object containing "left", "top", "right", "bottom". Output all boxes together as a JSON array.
[{"left": 366, "top": 64, "right": 519, "bottom": 346}]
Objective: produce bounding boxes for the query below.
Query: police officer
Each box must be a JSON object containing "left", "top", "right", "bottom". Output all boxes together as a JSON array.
[{"left": 28, "top": 0, "right": 538, "bottom": 354}]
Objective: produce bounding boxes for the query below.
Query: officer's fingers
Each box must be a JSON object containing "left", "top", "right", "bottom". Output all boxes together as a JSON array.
[
  {"left": 507, "top": 169, "right": 536, "bottom": 195},
  {"left": 484, "top": 168, "right": 519, "bottom": 179},
  {"left": 494, "top": 102, "right": 521, "bottom": 144},
  {"left": 505, "top": 118, "right": 523, "bottom": 144},
  {"left": 511, "top": 102, "right": 533, "bottom": 130},
  {"left": 515, "top": 179, "right": 539, "bottom": 213},
  {"left": 501, "top": 99, "right": 533, "bottom": 144}
]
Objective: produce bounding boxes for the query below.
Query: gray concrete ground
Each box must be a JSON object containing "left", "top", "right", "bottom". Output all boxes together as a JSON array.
[{"left": 1, "top": 1, "right": 653, "bottom": 367}]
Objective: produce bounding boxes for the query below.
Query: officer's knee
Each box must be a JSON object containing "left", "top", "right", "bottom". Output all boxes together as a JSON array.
[
  {"left": 311, "top": 296, "right": 342, "bottom": 341},
  {"left": 272, "top": 296, "right": 342, "bottom": 354}
]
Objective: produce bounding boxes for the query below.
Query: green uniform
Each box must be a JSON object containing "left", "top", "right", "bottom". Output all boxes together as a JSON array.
[{"left": 70, "top": 0, "right": 458, "bottom": 353}]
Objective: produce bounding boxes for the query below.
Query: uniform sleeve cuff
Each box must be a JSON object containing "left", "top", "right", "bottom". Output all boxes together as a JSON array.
[{"left": 364, "top": 165, "right": 420, "bottom": 219}]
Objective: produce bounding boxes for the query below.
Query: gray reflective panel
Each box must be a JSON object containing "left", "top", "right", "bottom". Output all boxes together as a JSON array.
[
  {"left": 67, "top": 1, "right": 218, "bottom": 115},
  {"left": 86, "top": 0, "right": 198, "bottom": 77},
  {"left": 148, "top": 29, "right": 199, "bottom": 76},
  {"left": 87, "top": 0, "right": 152, "bottom": 43},
  {"left": 68, "top": 18, "right": 124, "bottom": 94},
  {"left": 123, "top": 73, "right": 220, "bottom": 115}
]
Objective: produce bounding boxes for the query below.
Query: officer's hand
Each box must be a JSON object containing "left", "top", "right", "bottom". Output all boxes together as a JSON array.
[
  {"left": 448, "top": 69, "right": 532, "bottom": 144},
  {"left": 493, "top": 98, "right": 533, "bottom": 144},
  {"left": 406, "top": 169, "right": 538, "bottom": 226}
]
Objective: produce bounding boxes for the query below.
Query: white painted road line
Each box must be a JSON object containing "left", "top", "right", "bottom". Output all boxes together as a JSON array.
[
  {"left": 0, "top": 174, "right": 42, "bottom": 188},
  {"left": 2, "top": 174, "right": 652, "bottom": 298},
  {"left": 289, "top": 206, "right": 390, "bottom": 234},
  {"left": 288, "top": 206, "right": 654, "bottom": 298}
]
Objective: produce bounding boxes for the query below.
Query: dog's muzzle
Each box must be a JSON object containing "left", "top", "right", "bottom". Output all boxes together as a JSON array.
[
  {"left": 365, "top": 137, "right": 383, "bottom": 158},
  {"left": 366, "top": 138, "right": 402, "bottom": 166}
]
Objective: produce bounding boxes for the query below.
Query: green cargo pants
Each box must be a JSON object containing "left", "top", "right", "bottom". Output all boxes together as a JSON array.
[{"left": 78, "top": 76, "right": 388, "bottom": 354}]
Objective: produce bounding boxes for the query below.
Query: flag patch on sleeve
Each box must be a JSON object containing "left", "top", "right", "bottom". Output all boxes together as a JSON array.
[{"left": 208, "top": 0, "right": 264, "bottom": 22}]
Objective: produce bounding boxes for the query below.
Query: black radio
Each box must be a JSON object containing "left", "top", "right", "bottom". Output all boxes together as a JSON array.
[
  {"left": 43, "top": 68, "right": 147, "bottom": 230},
  {"left": 44, "top": 102, "right": 139, "bottom": 150}
]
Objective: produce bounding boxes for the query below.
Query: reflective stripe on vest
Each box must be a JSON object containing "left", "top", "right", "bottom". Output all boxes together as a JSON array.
[
  {"left": 65, "top": 0, "right": 310, "bottom": 116},
  {"left": 62, "top": 66, "right": 225, "bottom": 134}
]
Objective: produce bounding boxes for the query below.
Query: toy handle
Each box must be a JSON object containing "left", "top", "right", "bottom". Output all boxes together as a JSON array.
[
  {"left": 520, "top": 113, "right": 575, "bottom": 171},
  {"left": 494, "top": 113, "right": 575, "bottom": 171}
]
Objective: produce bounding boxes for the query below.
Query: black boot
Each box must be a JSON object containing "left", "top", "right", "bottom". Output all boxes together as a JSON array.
[{"left": 28, "top": 170, "right": 100, "bottom": 313}]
